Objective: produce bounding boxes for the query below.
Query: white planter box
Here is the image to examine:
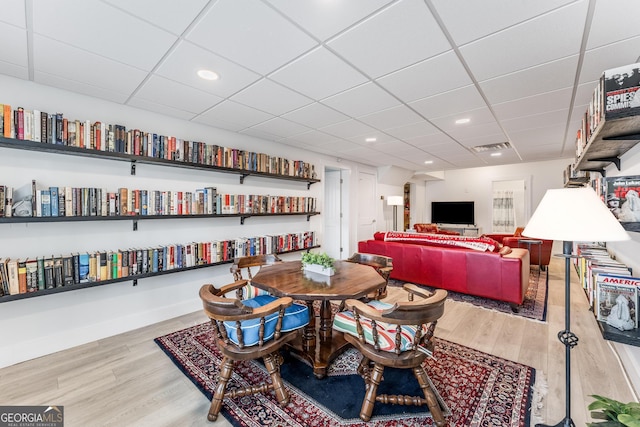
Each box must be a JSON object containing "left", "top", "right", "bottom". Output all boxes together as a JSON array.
[{"left": 302, "top": 264, "right": 335, "bottom": 276}]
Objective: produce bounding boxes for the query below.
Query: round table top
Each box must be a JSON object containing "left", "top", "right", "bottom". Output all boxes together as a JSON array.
[{"left": 250, "top": 260, "right": 386, "bottom": 300}]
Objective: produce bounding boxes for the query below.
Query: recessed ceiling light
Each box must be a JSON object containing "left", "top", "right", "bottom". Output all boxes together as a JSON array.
[
  {"left": 490, "top": 152, "right": 502, "bottom": 157},
  {"left": 197, "top": 69, "right": 219, "bottom": 81},
  {"left": 455, "top": 118, "right": 470, "bottom": 124},
  {"left": 365, "top": 137, "right": 377, "bottom": 142},
  {"left": 424, "top": 160, "right": 434, "bottom": 164}
]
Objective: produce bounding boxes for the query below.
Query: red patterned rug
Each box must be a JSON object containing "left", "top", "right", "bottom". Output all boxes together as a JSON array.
[
  {"left": 390, "top": 267, "right": 548, "bottom": 322},
  {"left": 155, "top": 322, "right": 536, "bottom": 426}
]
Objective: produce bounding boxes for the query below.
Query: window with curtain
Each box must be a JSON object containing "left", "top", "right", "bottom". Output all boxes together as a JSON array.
[{"left": 492, "top": 190, "right": 515, "bottom": 232}]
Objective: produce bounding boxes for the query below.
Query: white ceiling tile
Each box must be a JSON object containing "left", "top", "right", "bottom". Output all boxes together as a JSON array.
[
  {"left": 0, "top": 0, "right": 26, "bottom": 27},
  {"left": 432, "top": 0, "right": 576, "bottom": 45},
  {"left": 502, "top": 108, "right": 570, "bottom": 134},
  {"left": 377, "top": 51, "right": 472, "bottom": 102},
  {"left": 587, "top": 0, "right": 640, "bottom": 49},
  {"left": 410, "top": 85, "right": 487, "bottom": 120},
  {"left": 126, "top": 97, "right": 197, "bottom": 121},
  {"left": 191, "top": 115, "right": 247, "bottom": 132},
  {"left": 231, "top": 79, "right": 313, "bottom": 116},
  {"left": 492, "top": 87, "right": 573, "bottom": 121},
  {"left": 480, "top": 55, "right": 579, "bottom": 104},
  {"left": 270, "top": 47, "right": 368, "bottom": 100},
  {"left": 358, "top": 105, "right": 424, "bottom": 130},
  {"left": 33, "top": 35, "right": 148, "bottom": 94},
  {"left": 34, "top": 71, "right": 130, "bottom": 104},
  {"left": 0, "top": 61, "right": 27, "bottom": 80},
  {"left": 580, "top": 36, "right": 640, "bottom": 85},
  {"left": 320, "top": 119, "right": 378, "bottom": 139},
  {"left": 385, "top": 121, "right": 439, "bottom": 139},
  {"left": 267, "top": 0, "right": 394, "bottom": 41},
  {"left": 195, "top": 100, "right": 274, "bottom": 128},
  {"left": 431, "top": 106, "right": 496, "bottom": 131},
  {"left": 282, "top": 103, "right": 350, "bottom": 129},
  {"left": 32, "top": 0, "right": 177, "bottom": 71},
  {"left": 327, "top": 0, "right": 450, "bottom": 78},
  {"left": 132, "top": 75, "right": 223, "bottom": 114},
  {"left": 406, "top": 132, "right": 457, "bottom": 148},
  {"left": 102, "top": 0, "right": 209, "bottom": 35},
  {"left": 321, "top": 82, "right": 400, "bottom": 117},
  {"left": 460, "top": 2, "right": 587, "bottom": 81},
  {"left": 239, "top": 127, "right": 282, "bottom": 141},
  {"left": 0, "top": 23, "right": 27, "bottom": 67},
  {"left": 282, "top": 130, "right": 342, "bottom": 147},
  {"left": 349, "top": 133, "right": 397, "bottom": 145},
  {"left": 509, "top": 122, "right": 566, "bottom": 147},
  {"left": 185, "top": 0, "right": 317, "bottom": 75},
  {"left": 448, "top": 122, "right": 506, "bottom": 144},
  {"left": 249, "top": 117, "right": 312, "bottom": 139},
  {"left": 155, "top": 41, "right": 260, "bottom": 98}
]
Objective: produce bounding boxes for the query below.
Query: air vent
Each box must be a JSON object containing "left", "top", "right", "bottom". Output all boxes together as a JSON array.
[{"left": 471, "top": 142, "right": 511, "bottom": 153}]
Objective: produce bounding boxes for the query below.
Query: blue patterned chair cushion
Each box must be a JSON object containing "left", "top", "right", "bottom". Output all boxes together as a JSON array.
[
  {"left": 333, "top": 300, "right": 428, "bottom": 353},
  {"left": 223, "top": 295, "right": 309, "bottom": 346}
]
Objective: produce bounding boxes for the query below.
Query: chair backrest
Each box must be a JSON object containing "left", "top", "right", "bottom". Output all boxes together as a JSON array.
[
  {"left": 346, "top": 286, "right": 447, "bottom": 355},
  {"left": 199, "top": 284, "right": 292, "bottom": 349},
  {"left": 231, "top": 254, "right": 282, "bottom": 281},
  {"left": 347, "top": 252, "right": 393, "bottom": 271}
]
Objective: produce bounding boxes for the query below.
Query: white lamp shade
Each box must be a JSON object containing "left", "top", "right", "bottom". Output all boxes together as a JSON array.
[
  {"left": 522, "top": 187, "right": 630, "bottom": 242},
  {"left": 387, "top": 196, "right": 403, "bottom": 206}
]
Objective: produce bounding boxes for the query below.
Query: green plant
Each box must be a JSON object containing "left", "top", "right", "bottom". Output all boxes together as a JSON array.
[
  {"left": 301, "top": 252, "right": 335, "bottom": 270},
  {"left": 588, "top": 395, "right": 640, "bottom": 427}
]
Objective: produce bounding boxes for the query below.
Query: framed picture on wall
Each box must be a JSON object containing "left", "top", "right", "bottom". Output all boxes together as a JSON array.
[{"left": 605, "top": 175, "right": 640, "bottom": 232}]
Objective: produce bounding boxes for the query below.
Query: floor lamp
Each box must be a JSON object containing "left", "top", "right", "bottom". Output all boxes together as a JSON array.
[
  {"left": 387, "top": 196, "right": 403, "bottom": 231},
  {"left": 522, "top": 187, "right": 629, "bottom": 427}
]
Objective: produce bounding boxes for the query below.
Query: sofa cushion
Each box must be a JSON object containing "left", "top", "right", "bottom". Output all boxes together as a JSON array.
[
  {"left": 333, "top": 300, "right": 427, "bottom": 352},
  {"left": 374, "top": 231, "right": 500, "bottom": 252}
]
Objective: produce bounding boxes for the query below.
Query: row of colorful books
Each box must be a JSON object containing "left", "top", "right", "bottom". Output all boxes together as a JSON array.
[
  {"left": 0, "top": 103, "right": 317, "bottom": 179},
  {"left": 1, "top": 181, "right": 317, "bottom": 218},
  {"left": 0, "top": 231, "right": 317, "bottom": 297},
  {"left": 575, "top": 243, "right": 639, "bottom": 332}
]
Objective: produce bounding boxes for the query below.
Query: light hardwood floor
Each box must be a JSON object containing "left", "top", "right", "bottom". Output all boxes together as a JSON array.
[{"left": 1, "top": 255, "right": 637, "bottom": 426}]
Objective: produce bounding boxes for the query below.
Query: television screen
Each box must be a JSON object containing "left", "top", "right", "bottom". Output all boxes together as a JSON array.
[{"left": 431, "top": 201, "right": 475, "bottom": 225}]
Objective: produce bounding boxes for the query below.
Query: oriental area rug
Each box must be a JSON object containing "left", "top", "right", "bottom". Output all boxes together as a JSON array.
[
  {"left": 155, "top": 322, "right": 536, "bottom": 427},
  {"left": 390, "top": 267, "right": 549, "bottom": 322}
]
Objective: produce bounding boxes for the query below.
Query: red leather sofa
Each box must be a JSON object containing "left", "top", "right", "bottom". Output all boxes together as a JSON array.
[
  {"left": 358, "top": 233, "right": 530, "bottom": 306},
  {"left": 483, "top": 232, "right": 552, "bottom": 268}
]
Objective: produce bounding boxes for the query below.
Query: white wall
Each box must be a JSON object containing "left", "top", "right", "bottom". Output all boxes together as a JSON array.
[
  {"left": 0, "top": 75, "right": 374, "bottom": 368},
  {"left": 423, "top": 158, "right": 572, "bottom": 234}
]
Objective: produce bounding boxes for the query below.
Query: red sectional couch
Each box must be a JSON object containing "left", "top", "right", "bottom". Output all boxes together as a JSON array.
[
  {"left": 484, "top": 233, "right": 553, "bottom": 268},
  {"left": 358, "top": 232, "right": 530, "bottom": 306}
]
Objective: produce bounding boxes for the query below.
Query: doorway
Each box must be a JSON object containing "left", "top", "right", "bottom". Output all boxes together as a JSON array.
[{"left": 324, "top": 167, "right": 350, "bottom": 260}]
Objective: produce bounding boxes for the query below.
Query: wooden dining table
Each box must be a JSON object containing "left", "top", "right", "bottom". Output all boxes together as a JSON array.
[{"left": 250, "top": 260, "right": 386, "bottom": 379}]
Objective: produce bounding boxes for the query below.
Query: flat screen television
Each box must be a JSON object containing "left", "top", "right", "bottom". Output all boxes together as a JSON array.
[{"left": 431, "top": 201, "right": 475, "bottom": 225}]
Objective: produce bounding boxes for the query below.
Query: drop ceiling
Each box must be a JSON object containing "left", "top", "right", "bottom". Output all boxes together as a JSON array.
[{"left": 1, "top": 0, "right": 639, "bottom": 172}]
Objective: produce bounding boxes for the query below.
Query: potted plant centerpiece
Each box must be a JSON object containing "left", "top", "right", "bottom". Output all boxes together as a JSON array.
[{"left": 301, "top": 252, "right": 336, "bottom": 276}]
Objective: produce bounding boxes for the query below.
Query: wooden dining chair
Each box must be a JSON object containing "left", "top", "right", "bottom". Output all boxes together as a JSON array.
[
  {"left": 231, "top": 254, "right": 283, "bottom": 299},
  {"left": 199, "top": 282, "right": 309, "bottom": 421},
  {"left": 346, "top": 252, "right": 393, "bottom": 299},
  {"left": 332, "top": 285, "right": 448, "bottom": 426}
]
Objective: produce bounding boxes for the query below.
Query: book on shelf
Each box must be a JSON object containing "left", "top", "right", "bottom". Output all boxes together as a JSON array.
[
  {"left": 596, "top": 274, "right": 640, "bottom": 331},
  {"left": 6, "top": 259, "right": 20, "bottom": 295}
]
